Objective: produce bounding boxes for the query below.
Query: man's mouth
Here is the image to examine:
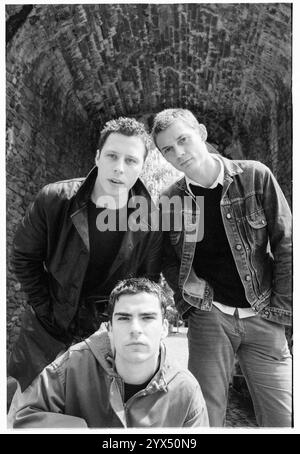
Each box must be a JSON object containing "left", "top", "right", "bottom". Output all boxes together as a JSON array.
[
  {"left": 109, "top": 178, "right": 125, "bottom": 185},
  {"left": 178, "top": 157, "right": 193, "bottom": 167},
  {"left": 126, "top": 342, "right": 146, "bottom": 347}
]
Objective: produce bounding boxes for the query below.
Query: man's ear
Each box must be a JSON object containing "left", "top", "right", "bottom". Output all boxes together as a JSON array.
[
  {"left": 95, "top": 149, "right": 101, "bottom": 164},
  {"left": 198, "top": 124, "right": 208, "bottom": 142},
  {"left": 107, "top": 321, "right": 116, "bottom": 356},
  {"left": 161, "top": 319, "right": 169, "bottom": 340}
]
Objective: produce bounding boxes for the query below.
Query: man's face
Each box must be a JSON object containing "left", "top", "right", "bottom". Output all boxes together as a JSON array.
[
  {"left": 110, "top": 293, "right": 168, "bottom": 365},
  {"left": 95, "top": 133, "right": 145, "bottom": 199},
  {"left": 155, "top": 119, "right": 208, "bottom": 175}
]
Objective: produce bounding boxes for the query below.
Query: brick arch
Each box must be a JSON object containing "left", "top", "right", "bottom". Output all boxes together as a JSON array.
[{"left": 6, "top": 3, "right": 292, "bottom": 351}]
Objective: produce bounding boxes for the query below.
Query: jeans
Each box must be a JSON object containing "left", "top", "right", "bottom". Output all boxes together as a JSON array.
[{"left": 187, "top": 306, "right": 292, "bottom": 427}]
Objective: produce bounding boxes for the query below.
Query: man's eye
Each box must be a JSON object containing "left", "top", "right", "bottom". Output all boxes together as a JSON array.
[
  {"left": 143, "top": 316, "right": 155, "bottom": 320},
  {"left": 178, "top": 137, "right": 187, "bottom": 144},
  {"left": 126, "top": 158, "right": 137, "bottom": 165},
  {"left": 163, "top": 148, "right": 172, "bottom": 155},
  {"left": 107, "top": 154, "right": 117, "bottom": 160},
  {"left": 117, "top": 316, "right": 129, "bottom": 321}
]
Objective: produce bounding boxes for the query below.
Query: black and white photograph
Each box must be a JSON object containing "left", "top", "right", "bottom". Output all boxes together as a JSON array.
[{"left": 4, "top": 1, "right": 295, "bottom": 436}]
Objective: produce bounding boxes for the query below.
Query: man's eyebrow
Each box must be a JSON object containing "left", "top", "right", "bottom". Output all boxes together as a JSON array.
[
  {"left": 176, "top": 133, "right": 189, "bottom": 140},
  {"left": 140, "top": 312, "right": 159, "bottom": 316},
  {"left": 103, "top": 149, "right": 120, "bottom": 154},
  {"left": 113, "top": 312, "right": 131, "bottom": 317},
  {"left": 113, "top": 311, "right": 159, "bottom": 317}
]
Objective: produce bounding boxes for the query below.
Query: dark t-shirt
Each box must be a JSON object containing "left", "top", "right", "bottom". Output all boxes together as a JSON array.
[
  {"left": 124, "top": 379, "right": 151, "bottom": 403},
  {"left": 190, "top": 183, "right": 250, "bottom": 308},
  {"left": 82, "top": 200, "right": 129, "bottom": 298}
]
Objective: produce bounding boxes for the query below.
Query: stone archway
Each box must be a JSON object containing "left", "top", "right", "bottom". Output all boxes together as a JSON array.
[{"left": 6, "top": 3, "right": 292, "bottom": 351}]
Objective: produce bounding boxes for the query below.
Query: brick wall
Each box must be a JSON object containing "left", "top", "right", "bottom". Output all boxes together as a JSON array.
[{"left": 6, "top": 4, "right": 292, "bottom": 353}]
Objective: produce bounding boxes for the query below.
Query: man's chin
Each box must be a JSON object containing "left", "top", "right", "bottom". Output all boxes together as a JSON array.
[
  {"left": 126, "top": 352, "right": 149, "bottom": 363},
  {"left": 107, "top": 186, "right": 128, "bottom": 196}
]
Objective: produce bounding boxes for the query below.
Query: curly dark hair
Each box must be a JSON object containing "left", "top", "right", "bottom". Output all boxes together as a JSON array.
[
  {"left": 108, "top": 277, "right": 167, "bottom": 322},
  {"left": 98, "top": 117, "right": 151, "bottom": 160}
]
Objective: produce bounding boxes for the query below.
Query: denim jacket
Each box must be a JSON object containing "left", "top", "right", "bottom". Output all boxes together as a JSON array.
[{"left": 161, "top": 156, "right": 292, "bottom": 326}]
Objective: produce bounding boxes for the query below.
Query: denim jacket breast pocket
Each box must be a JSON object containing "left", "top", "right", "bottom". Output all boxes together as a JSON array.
[{"left": 245, "top": 209, "right": 268, "bottom": 248}]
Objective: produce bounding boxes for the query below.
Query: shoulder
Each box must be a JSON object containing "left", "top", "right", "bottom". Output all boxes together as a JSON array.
[
  {"left": 49, "top": 339, "right": 93, "bottom": 373},
  {"left": 231, "top": 159, "right": 271, "bottom": 176},
  {"left": 38, "top": 177, "right": 85, "bottom": 202},
  {"left": 168, "top": 367, "right": 200, "bottom": 390},
  {"left": 30, "top": 178, "right": 85, "bottom": 215},
  {"left": 160, "top": 177, "right": 186, "bottom": 198},
  {"left": 165, "top": 366, "right": 207, "bottom": 419},
  {"left": 224, "top": 159, "right": 274, "bottom": 190},
  {"left": 163, "top": 355, "right": 201, "bottom": 393}
]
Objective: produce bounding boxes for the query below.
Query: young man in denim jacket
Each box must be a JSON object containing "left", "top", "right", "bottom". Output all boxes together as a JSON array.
[
  {"left": 152, "top": 108, "right": 292, "bottom": 427},
  {"left": 12, "top": 278, "right": 209, "bottom": 428}
]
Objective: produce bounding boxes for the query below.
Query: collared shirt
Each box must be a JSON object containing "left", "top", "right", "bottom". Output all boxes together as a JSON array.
[{"left": 185, "top": 154, "right": 256, "bottom": 319}]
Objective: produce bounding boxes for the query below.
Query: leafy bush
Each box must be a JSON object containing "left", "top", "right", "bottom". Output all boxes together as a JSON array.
[
  {"left": 141, "top": 147, "right": 182, "bottom": 202},
  {"left": 142, "top": 149, "right": 183, "bottom": 328}
]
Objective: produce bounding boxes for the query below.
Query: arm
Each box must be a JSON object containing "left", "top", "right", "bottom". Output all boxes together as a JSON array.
[
  {"left": 12, "top": 187, "right": 53, "bottom": 324},
  {"left": 142, "top": 230, "right": 163, "bottom": 282},
  {"left": 13, "top": 356, "right": 88, "bottom": 429},
  {"left": 162, "top": 231, "right": 181, "bottom": 295},
  {"left": 160, "top": 198, "right": 183, "bottom": 308},
  {"left": 262, "top": 166, "right": 292, "bottom": 311}
]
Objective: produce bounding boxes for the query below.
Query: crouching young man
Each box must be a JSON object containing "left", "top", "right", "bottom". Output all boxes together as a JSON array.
[{"left": 12, "top": 278, "right": 209, "bottom": 428}]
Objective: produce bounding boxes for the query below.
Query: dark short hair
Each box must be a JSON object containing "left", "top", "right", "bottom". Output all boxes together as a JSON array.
[
  {"left": 151, "top": 108, "right": 199, "bottom": 147},
  {"left": 108, "top": 277, "right": 167, "bottom": 322},
  {"left": 98, "top": 117, "right": 151, "bottom": 160}
]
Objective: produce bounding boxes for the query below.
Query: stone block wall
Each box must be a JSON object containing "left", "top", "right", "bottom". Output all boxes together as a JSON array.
[
  {"left": 6, "top": 3, "right": 292, "bottom": 353},
  {"left": 6, "top": 6, "right": 97, "bottom": 350}
]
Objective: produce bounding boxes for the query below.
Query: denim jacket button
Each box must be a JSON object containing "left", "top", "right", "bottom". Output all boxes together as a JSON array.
[
  {"left": 226, "top": 213, "right": 232, "bottom": 219},
  {"left": 245, "top": 274, "right": 251, "bottom": 281},
  {"left": 236, "top": 244, "right": 242, "bottom": 251}
]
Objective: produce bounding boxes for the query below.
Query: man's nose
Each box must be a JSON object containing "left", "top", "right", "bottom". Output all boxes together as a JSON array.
[
  {"left": 114, "top": 159, "right": 125, "bottom": 174},
  {"left": 174, "top": 144, "right": 185, "bottom": 159},
  {"left": 130, "top": 318, "right": 142, "bottom": 335}
]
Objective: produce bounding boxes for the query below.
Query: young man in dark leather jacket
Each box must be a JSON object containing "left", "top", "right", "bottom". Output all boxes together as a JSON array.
[
  {"left": 8, "top": 117, "right": 162, "bottom": 394},
  {"left": 152, "top": 108, "right": 292, "bottom": 427}
]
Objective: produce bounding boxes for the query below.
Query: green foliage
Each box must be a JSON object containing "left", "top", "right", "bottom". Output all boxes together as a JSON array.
[
  {"left": 141, "top": 148, "right": 182, "bottom": 326},
  {"left": 140, "top": 148, "right": 182, "bottom": 202},
  {"left": 160, "top": 275, "right": 180, "bottom": 325}
]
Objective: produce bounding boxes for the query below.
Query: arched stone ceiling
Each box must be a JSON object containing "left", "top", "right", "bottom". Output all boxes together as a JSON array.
[
  {"left": 6, "top": 3, "right": 291, "bottom": 149},
  {"left": 6, "top": 3, "right": 292, "bottom": 351}
]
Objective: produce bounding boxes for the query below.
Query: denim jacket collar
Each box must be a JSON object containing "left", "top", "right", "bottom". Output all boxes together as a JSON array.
[{"left": 175, "top": 155, "right": 244, "bottom": 194}]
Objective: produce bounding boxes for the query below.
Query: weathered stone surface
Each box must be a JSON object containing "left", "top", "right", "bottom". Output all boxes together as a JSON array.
[{"left": 6, "top": 4, "right": 292, "bottom": 353}]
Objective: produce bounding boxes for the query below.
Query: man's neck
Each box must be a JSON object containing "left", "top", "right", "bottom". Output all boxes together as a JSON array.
[
  {"left": 186, "top": 154, "right": 220, "bottom": 188},
  {"left": 115, "top": 354, "right": 160, "bottom": 385},
  {"left": 91, "top": 180, "right": 129, "bottom": 209}
]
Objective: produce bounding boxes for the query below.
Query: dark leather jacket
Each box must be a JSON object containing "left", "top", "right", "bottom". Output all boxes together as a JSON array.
[{"left": 10, "top": 167, "right": 162, "bottom": 389}]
